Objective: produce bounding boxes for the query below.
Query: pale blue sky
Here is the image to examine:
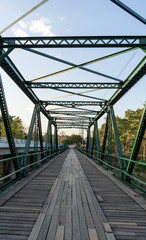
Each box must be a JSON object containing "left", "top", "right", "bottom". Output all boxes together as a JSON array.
[{"left": 0, "top": 0, "right": 146, "bottom": 136}]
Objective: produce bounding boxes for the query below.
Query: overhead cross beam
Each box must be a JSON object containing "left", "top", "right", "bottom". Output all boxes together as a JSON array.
[
  {"left": 43, "top": 101, "right": 106, "bottom": 107},
  {"left": 27, "top": 82, "right": 123, "bottom": 89},
  {"left": 55, "top": 117, "right": 90, "bottom": 121},
  {"left": 49, "top": 111, "right": 98, "bottom": 115},
  {"left": 0, "top": 36, "right": 145, "bottom": 48}
]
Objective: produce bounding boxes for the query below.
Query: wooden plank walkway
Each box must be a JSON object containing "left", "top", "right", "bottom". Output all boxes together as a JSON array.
[{"left": 0, "top": 149, "right": 146, "bottom": 240}]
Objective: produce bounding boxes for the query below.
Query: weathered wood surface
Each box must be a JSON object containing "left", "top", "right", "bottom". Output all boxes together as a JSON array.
[
  {"left": 0, "top": 149, "right": 146, "bottom": 240},
  {"left": 76, "top": 150, "right": 146, "bottom": 240},
  {"left": 0, "top": 150, "right": 69, "bottom": 240}
]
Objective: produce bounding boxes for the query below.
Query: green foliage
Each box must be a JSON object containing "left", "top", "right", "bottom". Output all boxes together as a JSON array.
[
  {"left": 0, "top": 115, "right": 27, "bottom": 139},
  {"left": 63, "top": 134, "right": 83, "bottom": 145},
  {"left": 97, "top": 108, "right": 145, "bottom": 158}
]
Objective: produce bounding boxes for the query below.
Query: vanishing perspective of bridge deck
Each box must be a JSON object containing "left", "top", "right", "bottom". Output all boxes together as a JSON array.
[{"left": 0, "top": 1, "right": 146, "bottom": 239}]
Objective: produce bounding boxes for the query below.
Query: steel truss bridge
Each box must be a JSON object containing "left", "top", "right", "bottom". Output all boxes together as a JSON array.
[{"left": 0, "top": 1, "right": 146, "bottom": 239}]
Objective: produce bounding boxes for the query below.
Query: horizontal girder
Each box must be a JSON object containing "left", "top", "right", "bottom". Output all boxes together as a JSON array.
[
  {"left": 43, "top": 101, "right": 105, "bottom": 107},
  {"left": 58, "top": 126, "right": 88, "bottom": 129},
  {"left": 49, "top": 111, "right": 98, "bottom": 115},
  {"left": 55, "top": 117, "right": 90, "bottom": 121},
  {"left": 27, "top": 82, "right": 122, "bottom": 89},
  {"left": 0, "top": 36, "right": 146, "bottom": 48},
  {"left": 49, "top": 111, "right": 98, "bottom": 116}
]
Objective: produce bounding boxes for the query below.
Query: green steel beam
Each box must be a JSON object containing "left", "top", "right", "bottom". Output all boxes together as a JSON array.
[
  {"left": 50, "top": 86, "right": 106, "bottom": 101},
  {"left": 109, "top": 105, "right": 125, "bottom": 171},
  {"left": 31, "top": 48, "right": 137, "bottom": 82},
  {"left": 107, "top": 109, "right": 112, "bottom": 168},
  {"left": 94, "top": 120, "right": 101, "bottom": 158},
  {"left": 25, "top": 48, "right": 123, "bottom": 82},
  {"left": 101, "top": 114, "right": 108, "bottom": 162},
  {"left": 49, "top": 111, "right": 98, "bottom": 115},
  {"left": 126, "top": 104, "right": 146, "bottom": 177},
  {"left": 58, "top": 126, "right": 88, "bottom": 129},
  {"left": 89, "top": 57, "right": 146, "bottom": 127},
  {"left": 0, "top": 75, "right": 19, "bottom": 171},
  {"left": 86, "top": 127, "right": 92, "bottom": 154},
  {"left": 0, "top": 55, "right": 56, "bottom": 125},
  {"left": 38, "top": 111, "right": 44, "bottom": 156},
  {"left": 45, "top": 119, "right": 53, "bottom": 154},
  {"left": 55, "top": 117, "right": 90, "bottom": 121},
  {"left": 0, "top": 48, "right": 14, "bottom": 62},
  {"left": 27, "top": 82, "right": 122, "bottom": 89},
  {"left": 21, "top": 105, "right": 40, "bottom": 167},
  {"left": 43, "top": 101, "right": 106, "bottom": 107},
  {"left": 1, "top": 36, "right": 145, "bottom": 48},
  {"left": 111, "top": 0, "right": 146, "bottom": 25}
]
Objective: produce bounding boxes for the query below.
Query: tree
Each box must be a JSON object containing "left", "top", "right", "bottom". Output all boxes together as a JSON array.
[
  {"left": 0, "top": 115, "right": 27, "bottom": 139},
  {"left": 63, "top": 134, "right": 83, "bottom": 145}
]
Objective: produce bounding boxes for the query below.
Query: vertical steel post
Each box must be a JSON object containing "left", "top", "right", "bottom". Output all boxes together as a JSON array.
[
  {"left": 94, "top": 120, "right": 101, "bottom": 159},
  {"left": 91, "top": 123, "right": 95, "bottom": 156},
  {"left": 21, "top": 105, "right": 39, "bottom": 167},
  {"left": 53, "top": 125, "right": 58, "bottom": 153},
  {"left": 126, "top": 104, "right": 146, "bottom": 180},
  {"left": 101, "top": 114, "right": 108, "bottom": 162},
  {"left": 38, "top": 111, "right": 44, "bottom": 159},
  {"left": 109, "top": 105, "right": 125, "bottom": 173},
  {"left": 108, "top": 109, "right": 112, "bottom": 170},
  {"left": 0, "top": 75, "right": 19, "bottom": 172}
]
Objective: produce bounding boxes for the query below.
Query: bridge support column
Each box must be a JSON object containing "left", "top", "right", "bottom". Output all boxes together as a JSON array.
[
  {"left": 21, "top": 105, "right": 41, "bottom": 168},
  {"left": 101, "top": 114, "right": 108, "bottom": 164},
  {"left": 108, "top": 109, "right": 112, "bottom": 170},
  {"left": 109, "top": 105, "right": 125, "bottom": 178},
  {"left": 45, "top": 119, "right": 52, "bottom": 157},
  {"left": 53, "top": 125, "right": 58, "bottom": 154},
  {"left": 126, "top": 103, "right": 146, "bottom": 182},
  {"left": 86, "top": 127, "right": 91, "bottom": 155},
  {"left": 92, "top": 121, "right": 101, "bottom": 160},
  {"left": 0, "top": 75, "right": 19, "bottom": 175}
]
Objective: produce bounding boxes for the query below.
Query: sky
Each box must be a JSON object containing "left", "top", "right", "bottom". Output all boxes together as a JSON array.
[{"left": 0, "top": 0, "right": 146, "bottom": 137}]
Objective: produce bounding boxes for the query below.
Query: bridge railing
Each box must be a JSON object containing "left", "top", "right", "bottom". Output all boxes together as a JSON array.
[
  {"left": 76, "top": 146, "right": 146, "bottom": 193},
  {"left": 0, "top": 146, "right": 68, "bottom": 191}
]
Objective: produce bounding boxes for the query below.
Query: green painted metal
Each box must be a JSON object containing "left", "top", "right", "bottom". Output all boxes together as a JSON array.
[
  {"left": 31, "top": 48, "right": 137, "bottom": 82},
  {"left": 126, "top": 104, "right": 146, "bottom": 177},
  {"left": 1, "top": 36, "right": 145, "bottom": 48},
  {"left": 111, "top": 0, "right": 146, "bottom": 24},
  {"left": 0, "top": 55, "right": 56, "bottom": 125},
  {"left": 45, "top": 119, "right": 53, "bottom": 155},
  {"left": 50, "top": 86, "right": 106, "bottom": 101},
  {"left": 55, "top": 117, "right": 90, "bottom": 121},
  {"left": 27, "top": 82, "right": 122, "bottom": 89},
  {"left": 107, "top": 109, "right": 112, "bottom": 169},
  {"left": 49, "top": 111, "right": 97, "bottom": 115},
  {"left": 43, "top": 101, "right": 106, "bottom": 107},
  {"left": 86, "top": 127, "right": 92, "bottom": 154},
  {"left": 0, "top": 48, "right": 14, "bottom": 62},
  {"left": 38, "top": 111, "right": 44, "bottom": 159},
  {"left": 21, "top": 105, "right": 40, "bottom": 167},
  {"left": 89, "top": 57, "right": 146, "bottom": 127},
  {"left": 101, "top": 114, "right": 108, "bottom": 162},
  {"left": 53, "top": 125, "right": 58, "bottom": 153},
  {"left": 25, "top": 48, "right": 123, "bottom": 82},
  {"left": 58, "top": 126, "right": 88, "bottom": 129},
  {"left": 0, "top": 75, "right": 19, "bottom": 171},
  {"left": 94, "top": 120, "right": 101, "bottom": 158},
  {"left": 109, "top": 105, "right": 125, "bottom": 171}
]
